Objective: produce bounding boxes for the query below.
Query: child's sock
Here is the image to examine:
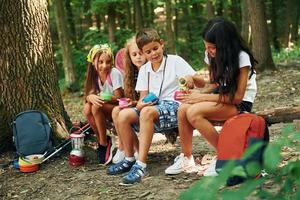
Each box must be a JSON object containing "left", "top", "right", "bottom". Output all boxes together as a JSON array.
[
  {"left": 125, "top": 156, "right": 135, "bottom": 162},
  {"left": 136, "top": 160, "right": 147, "bottom": 168}
]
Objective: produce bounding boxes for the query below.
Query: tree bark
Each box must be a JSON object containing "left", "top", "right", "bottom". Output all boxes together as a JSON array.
[
  {"left": 246, "top": 0, "right": 276, "bottom": 71},
  {"left": 134, "top": 0, "right": 143, "bottom": 31},
  {"left": 241, "top": 0, "right": 250, "bottom": 43},
  {"left": 165, "top": 0, "right": 176, "bottom": 54},
  {"left": 0, "top": 0, "right": 70, "bottom": 151},
  {"left": 291, "top": 0, "right": 300, "bottom": 42},
  {"left": 125, "top": 0, "right": 133, "bottom": 30},
  {"left": 65, "top": 0, "right": 76, "bottom": 45},
  {"left": 206, "top": 0, "right": 215, "bottom": 20},
  {"left": 256, "top": 106, "right": 300, "bottom": 125},
  {"left": 54, "top": 0, "right": 76, "bottom": 90},
  {"left": 107, "top": 3, "right": 116, "bottom": 43},
  {"left": 282, "top": 0, "right": 293, "bottom": 48},
  {"left": 271, "top": 0, "right": 281, "bottom": 51}
]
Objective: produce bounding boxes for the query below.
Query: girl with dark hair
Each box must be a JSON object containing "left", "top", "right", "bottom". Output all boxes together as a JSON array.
[{"left": 165, "top": 17, "right": 258, "bottom": 176}]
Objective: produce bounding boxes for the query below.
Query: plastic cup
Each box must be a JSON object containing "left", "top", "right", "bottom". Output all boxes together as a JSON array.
[
  {"left": 143, "top": 92, "right": 159, "bottom": 103},
  {"left": 100, "top": 92, "right": 112, "bottom": 101},
  {"left": 174, "top": 90, "right": 188, "bottom": 100},
  {"left": 118, "top": 98, "right": 130, "bottom": 108}
]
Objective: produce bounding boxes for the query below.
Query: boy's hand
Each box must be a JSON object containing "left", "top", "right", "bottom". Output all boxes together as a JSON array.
[
  {"left": 87, "top": 94, "right": 105, "bottom": 107},
  {"left": 136, "top": 101, "right": 154, "bottom": 111}
]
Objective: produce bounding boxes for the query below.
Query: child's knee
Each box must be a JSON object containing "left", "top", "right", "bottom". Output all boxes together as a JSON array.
[
  {"left": 83, "top": 103, "right": 92, "bottom": 117},
  {"left": 91, "top": 104, "right": 102, "bottom": 114},
  {"left": 186, "top": 106, "right": 204, "bottom": 124},
  {"left": 140, "top": 107, "right": 158, "bottom": 121},
  {"left": 112, "top": 107, "right": 121, "bottom": 121},
  {"left": 177, "top": 104, "right": 190, "bottom": 118},
  {"left": 119, "top": 109, "right": 136, "bottom": 124}
]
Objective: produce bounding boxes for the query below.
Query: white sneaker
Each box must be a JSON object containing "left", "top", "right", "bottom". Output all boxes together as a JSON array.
[
  {"left": 165, "top": 153, "right": 196, "bottom": 175},
  {"left": 203, "top": 159, "right": 218, "bottom": 176},
  {"left": 112, "top": 149, "right": 125, "bottom": 164}
]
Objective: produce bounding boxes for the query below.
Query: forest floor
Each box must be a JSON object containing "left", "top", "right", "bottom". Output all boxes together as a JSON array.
[{"left": 1, "top": 63, "right": 300, "bottom": 200}]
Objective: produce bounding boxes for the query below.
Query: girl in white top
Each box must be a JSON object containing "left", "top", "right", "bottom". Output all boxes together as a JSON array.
[
  {"left": 84, "top": 44, "right": 123, "bottom": 165},
  {"left": 165, "top": 17, "right": 258, "bottom": 175}
]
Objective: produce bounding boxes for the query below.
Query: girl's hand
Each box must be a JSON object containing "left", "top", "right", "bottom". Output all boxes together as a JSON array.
[
  {"left": 184, "top": 75, "right": 195, "bottom": 89},
  {"left": 180, "top": 91, "right": 208, "bottom": 104},
  {"left": 87, "top": 94, "right": 105, "bottom": 107}
]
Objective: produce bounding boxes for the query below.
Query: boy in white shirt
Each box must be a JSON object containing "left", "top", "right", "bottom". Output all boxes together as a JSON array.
[{"left": 107, "top": 28, "right": 202, "bottom": 184}]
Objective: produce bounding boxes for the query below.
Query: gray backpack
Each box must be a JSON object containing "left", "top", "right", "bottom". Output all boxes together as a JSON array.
[{"left": 12, "top": 110, "right": 53, "bottom": 156}]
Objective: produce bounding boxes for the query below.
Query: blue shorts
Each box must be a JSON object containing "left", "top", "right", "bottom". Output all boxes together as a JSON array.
[{"left": 132, "top": 100, "right": 179, "bottom": 133}]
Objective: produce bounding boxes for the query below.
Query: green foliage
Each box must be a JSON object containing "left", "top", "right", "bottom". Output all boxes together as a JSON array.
[
  {"left": 272, "top": 42, "right": 300, "bottom": 63},
  {"left": 180, "top": 124, "right": 300, "bottom": 199}
]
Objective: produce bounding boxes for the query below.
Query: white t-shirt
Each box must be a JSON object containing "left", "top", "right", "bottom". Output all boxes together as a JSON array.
[
  {"left": 204, "top": 51, "right": 257, "bottom": 103},
  {"left": 136, "top": 55, "right": 196, "bottom": 101},
  {"left": 98, "top": 68, "right": 123, "bottom": 93}
]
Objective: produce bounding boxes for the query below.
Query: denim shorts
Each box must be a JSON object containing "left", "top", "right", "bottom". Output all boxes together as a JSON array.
[{"left": 132, "top": 100, "right": 179, "bottom": 133}]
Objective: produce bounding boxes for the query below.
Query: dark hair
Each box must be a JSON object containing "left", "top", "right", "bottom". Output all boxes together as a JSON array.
[
  {"left": 202, "top": 17, "right": 257, "bottom": 102},
  {"left": 136, "top": 28, "right": 161, "bottom": 50}
]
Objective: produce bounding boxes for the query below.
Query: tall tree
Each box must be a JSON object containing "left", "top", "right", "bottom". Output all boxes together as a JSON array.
[
  {"left": 246, "top": 0, "right": 275, "bottom": 71},
  {"left": 134, "top": 0, "right": 143, "bottom": 31},
  {"left": 54, "top": 0, "right": 77, "bottom": 90},
  {"left": 291, "top": 0, "right": 300, "bottom": 42},
  {"left": 0, "top": 0, "right": 70, "bottom": 151},
  {"left": 165, "top": 0, "right": 176, "bottom": 54},
  {"left": 282, "top": 0, "right": 293, "bottom": 47},
  {"left": 65, "top": 0, "right": 76, "bottom": 45},
  {"left": 241, "top": 0, "right": 250, "bottom": 43},
  {"left": 206, "top": 0, "right": 215, "bottom": 20},
  {"left": 271, "top": 0, "right": 281, "bottom": 51},
  {"left": 107, "top": 3, "right": 116, "bottom": 42},
  {"left": 125, "top": 0, "right": 133, "bottom": 29}
]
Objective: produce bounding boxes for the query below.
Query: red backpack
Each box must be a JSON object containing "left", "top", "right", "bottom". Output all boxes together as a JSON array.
[{"left": 216, "top": 113, "right": 269, "bottom": 186}]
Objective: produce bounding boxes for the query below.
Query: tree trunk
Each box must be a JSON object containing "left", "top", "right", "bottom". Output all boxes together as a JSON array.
[
  {"left": 282, "top": 0, "right": 293, "bottom": 48},
  {"left": 216, "top": 0, "right": 223, "bottom": 16},
  {"left": 230, "top": 0, "right": 241, "bottom": 31},
  {"left": 142, "top": 0, "right": 150, "bottom": 27},
  {"left": 134, "top": 0, "right": 143, "bottom": 31},
  {"left": 125, "top": 0, "right": 133, "bottom": 30},
  {"left": 65, "top": 0, "right": 76, "bottom": 45},
  {"left": 241, "top": 0, "right": 250, "bottom": 43},
  {"left": 0, "top": 0, "right": 70, "bottom": 151},
  {"left": 107, "top": 3, "right": 116, "bottom": 43},
  {"left": 256, "top": 106, "right": 300, "bottom": 125},
  {"left": 291, "top": 0, "right": 300, "bottom": 42},
  {"left": 165, "top": 0, "right": 176, "bottom": 54},
  {"left": 54, "top": 0, "right": 76, "bottom": 90},
  {"left": 247, "top": 0, "right": 276, "bottom": 71},
  {"left": 270, "top": 0, "right": 281, "bottom": 51},
  {"left": 206, "top": 0, "right": 215, "bottom": 20},
  {"left": 174, "top": 0, "right": 179, "bottom": 39}
]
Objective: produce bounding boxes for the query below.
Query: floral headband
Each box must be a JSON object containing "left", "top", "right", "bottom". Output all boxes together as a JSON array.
[{"left": 87, "top": 43, "right": 113, "bottom": 63}]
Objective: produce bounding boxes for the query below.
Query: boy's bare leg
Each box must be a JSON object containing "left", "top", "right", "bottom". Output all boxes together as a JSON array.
[
  {"left": 118, "top": 109, "right": 139, "bottom": 157},
  {"left": 137, "top": 106, "right": 159, "bottom": 163}
]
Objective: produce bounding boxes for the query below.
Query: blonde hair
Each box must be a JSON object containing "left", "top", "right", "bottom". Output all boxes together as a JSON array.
[
  {"left": 84, "top": 44, "right": 114, "bottom": 97},
  {"left": 123, "top": 36, "right": 141, "bottom": 100}
]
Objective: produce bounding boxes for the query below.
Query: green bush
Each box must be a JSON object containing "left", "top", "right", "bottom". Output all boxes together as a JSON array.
[{"left": 180, "top": 125, "right": 300, "bottom": 200}]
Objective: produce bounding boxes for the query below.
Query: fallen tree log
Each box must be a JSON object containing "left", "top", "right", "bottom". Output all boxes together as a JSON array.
[
  {"left": 165, "top": 106, "right": 300, "bottom": 144},
  {"left": 256, "top": 106, "right": 300, "bottom": 124}
]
